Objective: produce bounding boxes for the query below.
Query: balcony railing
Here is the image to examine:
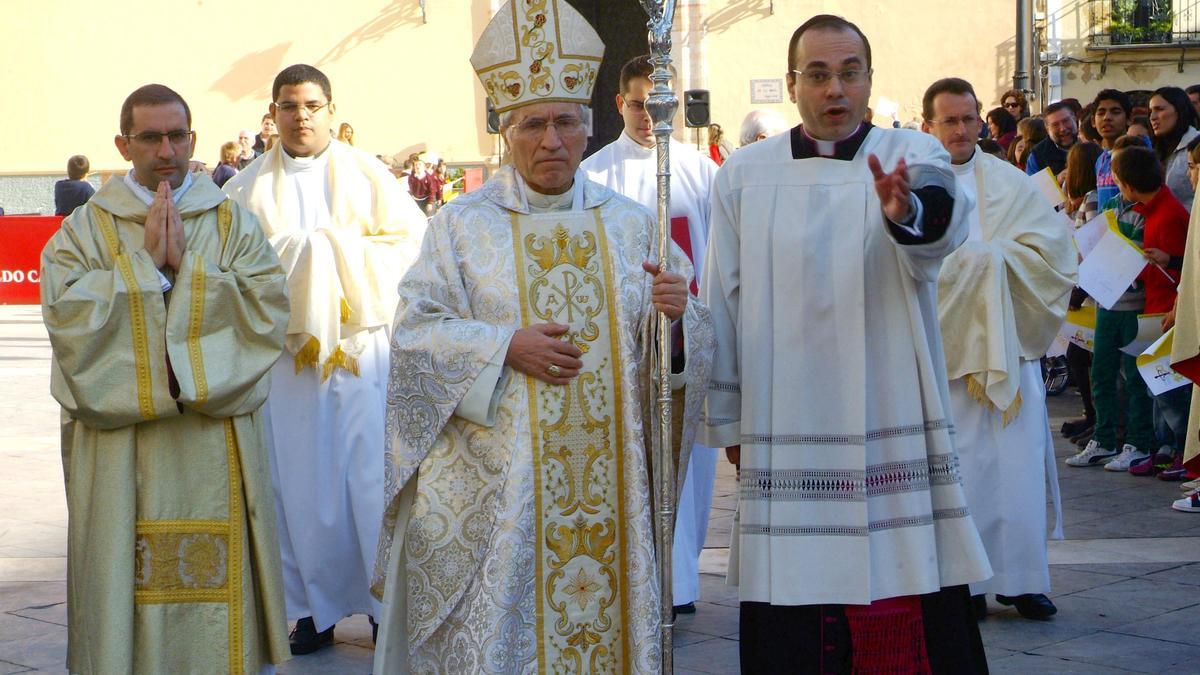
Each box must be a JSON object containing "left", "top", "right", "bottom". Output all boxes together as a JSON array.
[{"left": 1090, "top": 0, "right": 1200, "bottom": 47}]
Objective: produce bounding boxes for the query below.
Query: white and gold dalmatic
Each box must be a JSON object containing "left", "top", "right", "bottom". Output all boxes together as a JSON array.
[
  {"left": 40, "top": 173, "right": 291, "bottom": 673},
  {"left": 371, "top": 3, "right": 715, "bottom": 673}
]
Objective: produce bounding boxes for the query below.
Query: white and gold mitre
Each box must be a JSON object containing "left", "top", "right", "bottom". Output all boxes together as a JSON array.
[{"left": 470, "top": 0, "right": 605, "bottom": 113}]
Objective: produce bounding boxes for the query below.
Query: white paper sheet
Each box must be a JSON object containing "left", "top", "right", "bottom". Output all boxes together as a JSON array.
[
  {"left": 1031, "top": 166, "right": 1066, "bottom": 207},
  {"left": 1078, "top": 224, "right": 1147, "bottom": 310},
  {"left": 1138, "top": 329, "right": 1193, "bottom": 395},
  {"left": 1073, "top": 210, "right": 1113, "bottom": 259},
  {"left": 1119, "top": 313, "right": 1166, "bottom": 356}
]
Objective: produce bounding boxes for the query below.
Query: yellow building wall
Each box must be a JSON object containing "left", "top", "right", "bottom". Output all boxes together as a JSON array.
[
  {"left": 1051, "top": 0, "right": 1200, "bottom": 103},
  {"left": 700, "top": 1, "right": 1018, "bottom": 134},
  {"left": 1, "top": 0, "right": 1018, "bottom": 176},
  {"left": 0, "top": 0, "right": 500, "bottom": 174}
]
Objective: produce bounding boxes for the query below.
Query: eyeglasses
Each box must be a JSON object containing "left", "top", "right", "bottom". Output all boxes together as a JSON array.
[
  {"left": 274, "top": 101, "right": 331, "bottom": 116},
  {"left": 791, "top": 68, "right": 872, "bottom": 88},
  {"left": 930, "top": 115, "right": 982, "bottom": 129},
  {"left": 513, "top": 115, "right": 585, "bottom": 138},
  {"left": 124, "top": 129, "right": 194, "bottom": 147},
  {"left": 624, "top": 99, "right": 647, "bottom": 112}
]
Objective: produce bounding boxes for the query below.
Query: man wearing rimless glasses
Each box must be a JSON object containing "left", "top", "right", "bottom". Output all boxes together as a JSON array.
[
  {"left": 40, "top": 83, "right": 292, "bottom": 673},
  {"left": 224, "top": 63, "right": 427, "bottom": 657}
]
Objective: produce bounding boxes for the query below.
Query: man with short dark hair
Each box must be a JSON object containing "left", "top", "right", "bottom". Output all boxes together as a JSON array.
[
  {"left": 41, "top": 83, "right": 291, "bottom": 673},
  {"left": 224, "top": 63, "right": 427, "bottom": 655},
  {"left": 253, "top": 113, "right": 277, "bottom": 154},
  {"left": 1026, "top": 100, "right": 1079, "bottom": 176},
  {"left": 53, "top": 154, "right": 95, "bottom": 216},
  {"left": 704, "top": 14, "right": 991, "bottom": 673},
  {"left": 580, "top": 53, "right": 719, "bottom": 616},
  {"left": 1093, "top": 88, "right": 1134, "bottom": 206},
  {"left": 923, "top": 76, "right": 1076, "bottom": 623}
]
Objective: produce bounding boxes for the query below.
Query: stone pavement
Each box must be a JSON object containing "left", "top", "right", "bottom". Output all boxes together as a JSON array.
[{"left": 2, "top": 303, "right": 1199, "bottom": 673}]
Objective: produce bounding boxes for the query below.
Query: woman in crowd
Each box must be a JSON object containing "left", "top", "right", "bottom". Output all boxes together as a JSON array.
[
  {"left": 337, "top": 122, "right": 355, "bottom": 145},
  {"left": 1001, "top": 88, "right": 1031, "bottom": 121},
  {"left": 1011, "top": 116, "right": 1047, "bottom": 171},
  {"left": 708, "top": 123, "right": 732, "bottom": 165},
  {"left": 211, "top": 141, "right": 239, "bottom": 188},
  {"left": 1150, "top": 86, "right": 1200, "bottom": 211},
  {"left": 987, "top": 106, "right": 1017, "bottom": 150}
]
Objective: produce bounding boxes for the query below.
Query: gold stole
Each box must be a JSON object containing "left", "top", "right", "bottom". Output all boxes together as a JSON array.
[{"left": 511, "top": 210, "right": 632, "bottom": 673}]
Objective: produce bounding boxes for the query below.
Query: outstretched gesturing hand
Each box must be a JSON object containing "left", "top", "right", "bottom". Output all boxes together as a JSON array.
[
  {"left": 505, "top": 323, "right": 584, "bottom": 386},
  {"left": 867, "top": 154, "right": 912, "bottom": 224}
]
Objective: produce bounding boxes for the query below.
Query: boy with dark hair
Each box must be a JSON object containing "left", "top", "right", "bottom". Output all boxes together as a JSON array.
[
  {"left": 53, "top": 154, "right": 95, "bottom": 216},
  {"left": 1113, "top": 146, "right": 1192, "bottom": 477}
]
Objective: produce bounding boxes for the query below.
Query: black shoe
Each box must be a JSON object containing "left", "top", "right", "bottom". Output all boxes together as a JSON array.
[
  {"left": 1071, "top": 427, "right": 1095, "bottom": 446},
  {"left": 971, "top": 594, "right": 988, "bottom": 621},
  {"left": 673, "top": 602, "right": 696, "bottom": 614},
  {"left": 996, "top": 593, "right": 1057, "bottom": 620},
  {"left": 289, "top": 616, "right": 335, "bottom": 655},
  {"left": 1061, "top": 417, "right": 1094, "bottom": 437},
  {"left": 369, "top": 616, "right": 378, "bottom": 645}
]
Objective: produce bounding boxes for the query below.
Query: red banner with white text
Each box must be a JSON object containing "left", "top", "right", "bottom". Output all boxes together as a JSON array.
[{"left": 0, "top": 216, "right": 62, "bottom": 304}]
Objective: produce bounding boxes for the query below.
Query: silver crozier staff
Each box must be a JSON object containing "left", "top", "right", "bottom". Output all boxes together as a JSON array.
[{"left": 640, "top": 1, "right": 679, "bottom": 672}]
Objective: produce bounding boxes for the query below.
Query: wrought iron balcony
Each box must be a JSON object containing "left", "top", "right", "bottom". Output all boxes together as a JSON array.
[{"left": 1089, "top": 0, "right": 1200, "bottom": 47}]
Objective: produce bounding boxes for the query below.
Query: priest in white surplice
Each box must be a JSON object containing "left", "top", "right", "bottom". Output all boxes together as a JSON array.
[
  {"left": 922, "top": 78, "right": 1076, "bottom": 622},
  {"left": 581, "top": 53, "right": 719, "bottom": 614},
  {"left": 701, "top": 16, "right": 993, "bottom": 673},
  {"left": 370, "top": 3, "right": 715, "bottom": 673},
  {"left": 223, "top": 64, "right": 427, "bottom": 655}
]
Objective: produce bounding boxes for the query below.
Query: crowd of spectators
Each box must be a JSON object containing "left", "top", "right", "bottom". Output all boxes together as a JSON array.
[{"left": 988, "top": 85, "right": 1200, "bottom": 513}]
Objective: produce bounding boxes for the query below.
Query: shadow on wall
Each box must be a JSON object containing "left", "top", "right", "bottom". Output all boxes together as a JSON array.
[
  {"left": 210, "top": 42, "right": 294, "bottom": 101},
  {"left": 317, "top": 0, "right": 428, "bottom": 67},
  {"left": 995, "top": 34, "right": 1017, "bottom": 106},
  {"left": 702, "top": 0, "right": 773, "bottom": 36}
]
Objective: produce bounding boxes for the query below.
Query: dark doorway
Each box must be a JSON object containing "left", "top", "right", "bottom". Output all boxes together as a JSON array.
[{"left": 565, "top": 0, "right": 650, "bottom": 157}]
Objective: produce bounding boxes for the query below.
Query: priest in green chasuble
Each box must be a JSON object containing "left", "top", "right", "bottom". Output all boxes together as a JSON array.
[
  {"left": 40, "top": 84, "right": 291, "bottom": 674},
  {"left": 370, "top": 1, "right": 716, "bottom": 673}
]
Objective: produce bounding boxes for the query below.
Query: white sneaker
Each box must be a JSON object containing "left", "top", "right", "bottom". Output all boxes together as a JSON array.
[
  {"left": 1171, "top": 492, "right": 1200, "bottom": 512},
  {"left": 1104, "top": 444, "right": 1150, "bottom": 471},
  {"left": 1066, "top": 440, "right": 1119, "bottom": 467}
]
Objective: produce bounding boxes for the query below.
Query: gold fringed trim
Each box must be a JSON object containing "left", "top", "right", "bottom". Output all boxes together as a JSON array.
[
  {"left": 293, "top": 336, "right": 321, "bottom": 374},
  {"left": 320, "top": 345, "right": 360, "bottom": 382},
  {"left": 965, "top": 374, "right": 1023, "bottom": 427},
  {"left": 340, "top": 297, "right": 353, "bottom": 325},
  {"left": 187, "top": 254, "right": 209, "bottom": 406},
  {"left": 292, "top": 336, "right": 360, "bottom": 381}
]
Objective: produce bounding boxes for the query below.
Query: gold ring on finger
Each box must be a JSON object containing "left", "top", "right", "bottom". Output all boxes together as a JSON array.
[{"left": 546, "top": 364, "right": 562, "bottom": 377}]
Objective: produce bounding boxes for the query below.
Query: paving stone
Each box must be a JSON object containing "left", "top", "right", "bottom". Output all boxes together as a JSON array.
[
  {"left": 673, "top": 628, "right": 714, "bottom": 647},
  {"left": 1141, "top": 562, "right": 1200, "bottom": 586},
  {"left": 1056, "top": 561, "right": 1187, "bottom": 578},
  {"left": 0, "top": 581, "right": 65, "bottom": 612},
  {"left": 0, "top": 625, "right": 68, "bottom": 671},
  {"left": 1048, "top": 565, "right": 1126, "bottom": 597},
  {"left": 1070, "top": 577, "right": 1200, "bottom": 613},
  {"left": 988, "top": 652, "right": 1142, "bottom": 674},
  {"left": 977, "top": 592, "right": 1163, "bottom": 652},
  {"left": 0, "top": 659, "right": 34, "bottom": 675},
  {"left": 1031, "top": 630, "right": 1200, "bottom": 673},
  {"left": 671, "top": 636, "right": 739, "bottom": 675},
  {"left": 276, "top": 642, "right": 374, "bottom": 674},
  {"left": 1108, "top": 604, "right": 1200, "bottom": 646},
  {"left": 698, "top": 572, "right": 740, "bottom": 608},
  {"left": 10, "top": 600, "right": 67, "bottom": 628},
  {"left": 673, "top": 598, "right": 738, "bottom": 638}
]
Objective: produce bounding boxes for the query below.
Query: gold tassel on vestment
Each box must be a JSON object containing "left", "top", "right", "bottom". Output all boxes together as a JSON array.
[
  {"left": 293, "top": 337, "right": 361, "bottom": 381},
  {"left": 293, "top": 336, "right": 321, "bottom": 374},
  {"left": 340, "top": 297, "right": 352, "bottom": 325},
  {"left": 320, "top": 345, "right": 360, "bottom": 382},
  {"left": 965, "top": 374, "right": 1023, "bottom": 427}
]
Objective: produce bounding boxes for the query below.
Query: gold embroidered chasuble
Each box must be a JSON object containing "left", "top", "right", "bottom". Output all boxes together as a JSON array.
[
  {"left": 372, "top": 165, "right": 715, "bottom": 674},
  {"left": 40, "top": 174, "right": 291, "bottom": 674}
]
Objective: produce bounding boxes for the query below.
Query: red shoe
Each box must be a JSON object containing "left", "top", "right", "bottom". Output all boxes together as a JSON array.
[{"left": 1159, "top": 456, "right": 1188, "bottom": 481}]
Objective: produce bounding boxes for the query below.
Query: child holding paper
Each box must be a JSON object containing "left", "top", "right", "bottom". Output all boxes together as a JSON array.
[
  {"left": 1114, "top": 146, "right": 1191, "bottom": 478},
  {"left": 1067, "top": 141, "right": 1156, "bottom": 469}
]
